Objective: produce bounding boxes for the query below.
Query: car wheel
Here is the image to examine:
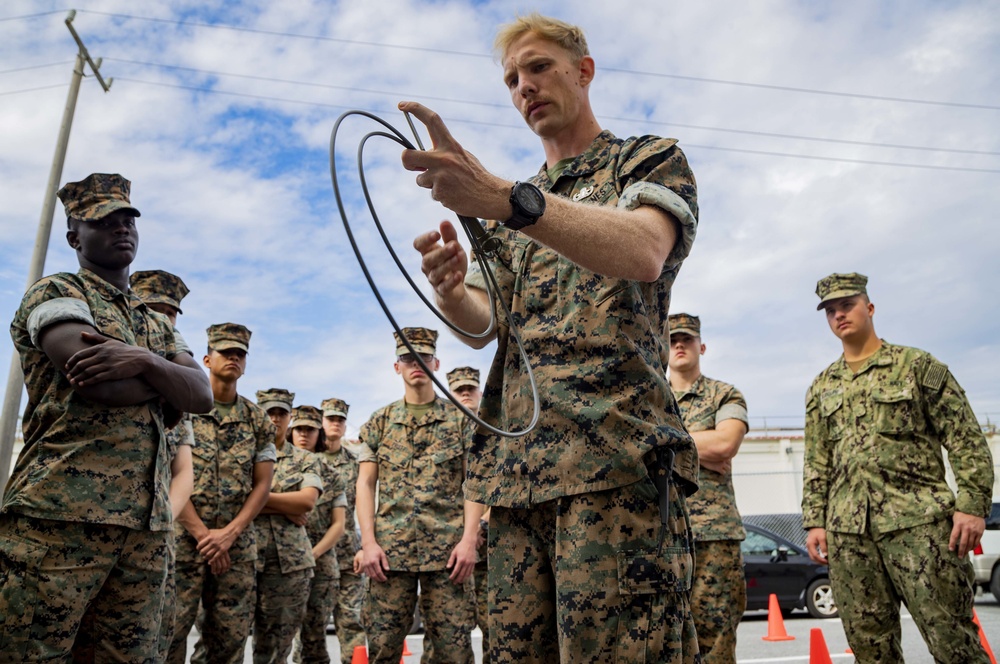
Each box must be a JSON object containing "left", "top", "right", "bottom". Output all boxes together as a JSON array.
[
  {"left": 991, "top": 564, "right": 1000, "bottom": 601},
  {"left": 806, "top": 578, "right": 838, "bottom": 619}
]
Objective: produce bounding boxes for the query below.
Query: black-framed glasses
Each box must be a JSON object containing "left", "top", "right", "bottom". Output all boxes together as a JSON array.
[{"left": 398, "top": 353, "right": 434, "bottom": 365}]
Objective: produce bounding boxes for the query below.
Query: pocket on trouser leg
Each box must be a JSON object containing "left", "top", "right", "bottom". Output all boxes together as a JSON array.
[
  {"left": 0, "top": 533, "right": 49, "bottom": 659},
  {"left": 614, "top": 548, "right": 697, "bottom": 664}
]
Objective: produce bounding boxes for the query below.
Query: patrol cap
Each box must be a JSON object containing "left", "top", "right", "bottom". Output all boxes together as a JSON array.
[
  {"left": 130, "top": 270, "right": 190, "bottom": 314},
  {"left": 57, "top": 173, "right": 141, "bottom": 221},
  {"left": 257, "top": 388, "right": 294, "bottom": 413},
  {"left": 394, "top": 326, "right": 438, "bottom": 356},
  {"left": 668, "top": 313, "right": 701, "bottom": 337},
  {"left": 447, "top": 366, "right": 480, "bottom": 390},
  {"left": 815, "top": 272, "right": 868, "bottom": 310},
  {"left": 290, "top": 405, "right": 323, "bottom": 429},
  {"left": 321, "top": 397, "right": 349, "bottom": 418},
  {"left": 207, "top": 322, "right": 251, "bottom": 352}
]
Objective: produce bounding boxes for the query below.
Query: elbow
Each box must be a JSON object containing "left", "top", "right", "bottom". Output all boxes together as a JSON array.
[{"left": 190, "top": 383, "right": 214, "bottom": 414}]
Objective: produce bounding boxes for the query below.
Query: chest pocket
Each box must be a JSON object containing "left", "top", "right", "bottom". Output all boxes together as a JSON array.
[
  {"left": 92, "top": 308, "right": 134, "bottom": 345},
  {"left": 225, "top": 434, "right": 256, "bottom": 495},
  {"left": 819, "top": 391, "right": 845, "bottom": 439},
  {"left": 427, "top": 443, "right": 465, "bottom": 498},
  {"left": 871, "top": 385, "right": 917, "bottom": 434}
]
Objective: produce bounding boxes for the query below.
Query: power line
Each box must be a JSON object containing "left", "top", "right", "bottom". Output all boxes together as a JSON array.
[
  {"left": 0, "top": 83, "right": 71, "bottom": 97},
  {"left": 109, "top": 58, "right": 1000, "bottom": 157},
  {"left": 114, "top": 77, "right": 1000, "bottom": 175},
  {"left": 71, "top": 9, "right": 1000, "bottom": 112},
  {"left": 0, "top": 10, "right": 64, "bottom": 22},
  {"left": 0, "top": 61, "right": 74, "bottom": 75}
]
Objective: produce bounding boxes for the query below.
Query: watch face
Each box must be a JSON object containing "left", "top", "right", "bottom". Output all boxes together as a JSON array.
[{"left": 515, "top": 183, "right": 545, "bottom": 216}]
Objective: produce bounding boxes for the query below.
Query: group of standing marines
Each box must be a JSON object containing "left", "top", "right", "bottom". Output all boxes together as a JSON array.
[{"left": 0, "top": 9, "right": 994, "bottom": 664}]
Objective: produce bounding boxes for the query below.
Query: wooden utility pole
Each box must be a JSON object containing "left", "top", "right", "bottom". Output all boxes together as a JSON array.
[{"left": 0, "top": 10, "right": 113, "bottom": 491}]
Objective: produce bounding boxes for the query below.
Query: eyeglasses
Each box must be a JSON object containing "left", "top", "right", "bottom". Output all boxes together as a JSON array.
[{"left": 398, "top": 353, "right": 435, "bottom": 365}]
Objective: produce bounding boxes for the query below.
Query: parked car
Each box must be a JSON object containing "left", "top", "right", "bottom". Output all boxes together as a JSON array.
[
  {"left": 741, "top": 521, "right": 838, "bottom": 619},
  {"left": 971, "top": 502, "right": 1000, "bottom": 600}
]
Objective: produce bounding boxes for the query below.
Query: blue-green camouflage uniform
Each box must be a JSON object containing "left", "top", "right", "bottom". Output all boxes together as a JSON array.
[
  {"left": 358, "top": 398, "right": 476, "bottom": 664},
  {"left": 1, "top": 268, "right": 179, "bottom": 662},
  {"left": 465, "top": 130, "right": 700, "bottom": 663},
  {"left": 803, "top": 341, "right": 994, "bottom": 663},
  {"left": 674, "top": 376, "right": 748, "bottom": 664}
]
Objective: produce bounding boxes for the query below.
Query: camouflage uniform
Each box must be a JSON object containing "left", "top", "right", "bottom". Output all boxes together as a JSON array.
[
  {"left": 0, "top": 174, "right": 181, "bottom": 662},
  {"left": 358, "top": 395, "right": 476, "bottom": 664},
  {"left": 465, "top": 131, "right": 700, "bottom": 663},
  {"left": 296, "top": 450, "right": 349, "bottom": 664},
  {"left": 169, "top": 386, "right": 277, "bottom": 664},
  {"left": 673, "top": 370, "right": 748, "bottom": 664},
  {"left": 253, "top": 441, "right": 324, "bottom": 664},
  {"left": 803, "top": 274, "right": 994, "bottom": 663},
  {"left": 320, "top": 398, "right": 366, "bottom": 664}
]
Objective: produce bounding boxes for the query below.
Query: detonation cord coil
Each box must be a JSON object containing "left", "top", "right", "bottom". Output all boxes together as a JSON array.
[{"left": 328, "top": 109, "right": 540, "bottom": 437}]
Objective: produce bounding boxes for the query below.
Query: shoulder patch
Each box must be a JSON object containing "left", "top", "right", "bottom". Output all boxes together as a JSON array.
[{"left": 921, "top": 362, "right": 947, "bottom": 391}]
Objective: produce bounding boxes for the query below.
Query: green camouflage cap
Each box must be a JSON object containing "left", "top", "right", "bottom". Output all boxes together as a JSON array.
[
  {"left": 394, "top": 326, "right": 438, "bottom": 356},
  {"left": 291, "top": 405, "right": 323, "bottom": 429},
  {"left": 321, "top": 397, "right": 349, "bottom": 418},
  {"left": 447, "top": 366, "right": 480, "bottom": 390},
  {"left": 257, "top": 388, "right": 294, "bottom": 413},
  {"left": 129, "top": 270, "right": 190, "bottom": 314},
  {"left": 668, "top": 313, "right": 701, "bottom": 337},
  {"left": 815, "top": 272, "right": 868, "bottom": 310},
  {"left": 207, "top": 322, "right": 251, "bottom": 352},
  {"left": 57, "top": 173, "right": 141, "bottom": 221}
]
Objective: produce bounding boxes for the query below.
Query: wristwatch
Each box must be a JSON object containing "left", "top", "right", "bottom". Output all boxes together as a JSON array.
[{"left": 503, "top": 181, "right": 546, "bottom": 231}]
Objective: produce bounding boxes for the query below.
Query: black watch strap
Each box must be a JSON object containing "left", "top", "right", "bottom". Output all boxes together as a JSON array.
[{"left": 503, "top": 181, "right": 545, "bottom": 230}]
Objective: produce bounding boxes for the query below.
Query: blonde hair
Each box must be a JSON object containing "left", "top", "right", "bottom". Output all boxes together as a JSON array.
[{"left": 494, "top": 13, "right": 589, "bottom": 63}]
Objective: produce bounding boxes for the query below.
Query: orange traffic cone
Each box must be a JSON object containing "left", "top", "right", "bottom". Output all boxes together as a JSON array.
[
  {"left": 351, "top": 645, "right": 369, "bottom": 664},
  {"left": 762, "top": 593, "right": 795, "bottom": 641},
  {"left": 402, "top": 638, "right": 413, "bottom": 656},
  {"left": 973, "top": 609, "right": 997, "bottom": 664},
  {"left": 809, "top": 628, "right": 833, "bottom": 664}
]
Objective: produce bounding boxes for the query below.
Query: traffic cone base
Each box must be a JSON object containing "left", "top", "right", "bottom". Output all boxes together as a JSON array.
[
  {"left": 402, "top": 638, "right": 413, "bottom": 656},
  {"left": 809, "top": 627, "right": 833, "bottom": 664},
  {"left": 351, "top": 645, "right": 369, "bottom": 664},
  {"left": 973, "top": 609, "right": 997, "bottom": 664},
  {"left": 762, "top": 593, "right": 795, "bottom": 641}
]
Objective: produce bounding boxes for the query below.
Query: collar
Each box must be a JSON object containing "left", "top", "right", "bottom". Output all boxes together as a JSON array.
[
  {"left": 77, "top": 268, "right": 147, "bottom": 312},
  {"left": 537, "top": 130, "right": 617, "bottom": 183},
  {"left": 832, "top": 340, "right": 893, "bottom": 377},
  {"left": 388, "top": 396, "right": 448, "bottom": 426},
  {"left": 673, "top": 374, "right": 706, "bottom": 399}
]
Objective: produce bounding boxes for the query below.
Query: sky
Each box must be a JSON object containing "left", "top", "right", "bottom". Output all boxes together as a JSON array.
[{"left": 1, "top": 0, "right": 999, "bottom": 440}]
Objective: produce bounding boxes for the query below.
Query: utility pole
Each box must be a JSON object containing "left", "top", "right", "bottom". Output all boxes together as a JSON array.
[{"left": 0, "top": 10, "right": 113, "bottom": 492}]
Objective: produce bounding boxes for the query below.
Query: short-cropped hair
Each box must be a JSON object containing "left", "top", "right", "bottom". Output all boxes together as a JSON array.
[{"left": 494, "top": 12, "right": 589, "bottom": 63}]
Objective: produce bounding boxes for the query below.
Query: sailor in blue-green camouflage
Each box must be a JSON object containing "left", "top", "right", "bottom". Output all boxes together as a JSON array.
[
  {"left": 1, "top": 173, "right": 206, "bottom": 662},
  {"left": 358, "top": 327, "right": 477, "bottom": 664},
  {"left": 669, "top": 313, "right": 748, "bottom": 664},
  {"left": 169, "top": 323, "right": 277, "bottom": 664},
  {"left": 293, "top": 404, "right": 349, "bottom": 664},
  {"left": 453, "top": 21, "right": 700, "bottom": 662},
  {"left": 317, "top": 396, "right": 368, "bottom": 664},
  {"left": 804, "top": 272, "right": 993, "bottom": 663},
  {"left": 253, "top": 402, "right": 324, "bottom": 664}
]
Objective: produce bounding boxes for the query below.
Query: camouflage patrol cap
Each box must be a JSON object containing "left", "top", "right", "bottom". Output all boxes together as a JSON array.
[
  {"left": 815, "top": 272, "right": 868, "bottom": 310},
  {"left": 668, "top": 313, "right": 701, "bottom": 337},
  {"left": 207, "top": 322, "right": 251, "bottom": 352},
  {"left": 447, "top": 366, "right": 480, "bottom": 390},
  {"left": 129, "top": 270, "right": 190, "bottom": 314},
  {"left": 256, "top": 388, "right": 294, "bottom": 413},
  {"left": 290, "top": 405, "right": 323, "bottom": 429},
  {"left": 321, "top": 397, "right": 349, "bottom": 418},
  {"left": 57, "top": 173, "right": 141, "bottom": 221},
  {"left": 394, "top": 326, "right": 438, "bottom": 356}
]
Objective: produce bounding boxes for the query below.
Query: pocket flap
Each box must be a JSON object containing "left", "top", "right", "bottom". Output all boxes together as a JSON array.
[
  {"left": 617, "top": 547, "right": 693, "bottom": 595},
  {"left": 819, "top": 391, "right": 843, "bottom": 417},
  {"left": 872, "top": 386, "right": 913, "bottom": 403}
]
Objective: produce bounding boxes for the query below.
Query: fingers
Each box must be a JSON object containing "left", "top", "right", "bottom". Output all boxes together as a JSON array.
[
  {"left": 398, "top": 101, "right": 455, "bottom": 149},
  {"left": 949, "top": 522, "right": 961, "bottom": 553}
]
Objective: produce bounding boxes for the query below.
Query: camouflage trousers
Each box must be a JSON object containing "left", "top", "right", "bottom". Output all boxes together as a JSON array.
[
  {"left": 0, "top": 514, "right": 169, "bottom": 663},
  {"left": 333, "top": 568, "right": 368, "bottom": 664},
  {"left": 362, "top": 569, "right": 474, "bottom": 664},
  {"left": 489, "top": 476, "right": 699, "bottom": 664},
  {"left": 156, "top": 534, "right": 178, "bottom": 662},
  {"left": 690, "top": 539, "right": 745, "bottom": 664},
  {"left": 474, "top": 559, "right": 490, "bottom": 664},
  {"left": 253, "top": 563, "right": 314, "bottom": 664},
  {"left": 293, "top": 571, "right": 340, "bottom": 663},
  {"left": 828, "top": 518, "right": 990, "bottom": 664},
  {"left": 167, "top": 556, "right": 256, "bottom": 664}
]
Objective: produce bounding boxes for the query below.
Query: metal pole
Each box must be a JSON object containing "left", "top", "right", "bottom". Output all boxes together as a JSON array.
[{"left": 0, "top": 11, "right": 111, "bottom": 492}]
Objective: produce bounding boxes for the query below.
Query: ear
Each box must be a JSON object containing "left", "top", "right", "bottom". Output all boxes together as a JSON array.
[
  {"left": 699, "top": 343, "right": 707, "bottom": 356},
  {"left": 394, "top": 361, "right": 402, "bottom": 376},
  {"left": 578, "top": 55, "right": 595, "bottom": 87},
  {"left": 203, "top": 354, "right": 211, "bottom": 368},
  {"left": 66, "top": 229, "right": 80, "bottom": 250},
  {"left": 432, "top": 357, "right": 441, "bottom": 372}
]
